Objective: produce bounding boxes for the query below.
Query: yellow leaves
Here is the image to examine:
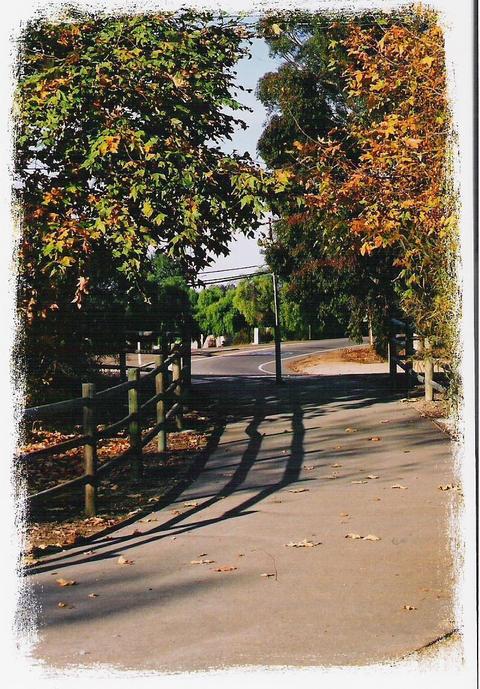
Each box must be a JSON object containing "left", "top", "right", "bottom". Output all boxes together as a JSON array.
[
  {"left": 98, "top": 136, "right": 120, "bottom": 155},
  {"left": 271, "top": 23, "right": 282, "bottom": 36},
  {"left": 275, "top": 169, "right": 293, "bottom": 186},
  {"left": 171, "top": 73, "right": 187, "bottom": 88},
  {"left": 405, "top": 138, "right": 421, "bottom": 149},
  {"left": 421, "top": 55, "right": 434, "bottom": 68},
  {"left": 43, "top": 188, "right": 62, "bottom": 205},
  {"left": 370, "top": 79, "right": 386, "bottom": 92},
  {"left": 360, "top": 242, "right": 374, "bottom": 256}
]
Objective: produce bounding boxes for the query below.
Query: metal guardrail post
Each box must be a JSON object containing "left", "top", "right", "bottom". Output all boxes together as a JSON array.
[
  {"left": 128, "top": 368, "right": 143, "bottom": 479},
  {"left": 82, "top": 383, "right": 97, "bottom": 517},
  {"left": 172, "top": 349, "right": 183, "bottom": 430},
  {"left": 155, "top": 354, "right": 167, "bottom": 452}
]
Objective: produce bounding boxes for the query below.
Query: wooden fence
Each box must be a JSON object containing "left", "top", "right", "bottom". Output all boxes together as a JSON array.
[
  {"left": 387, "top": 318, "right": 448, "bottom": 400},
  {"left": 20, "top": 342, "right": 191, "bottom": 517}
]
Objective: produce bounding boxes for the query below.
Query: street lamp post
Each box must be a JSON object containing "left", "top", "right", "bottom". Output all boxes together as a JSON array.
[{"left": 272, "top": 271, "right": 283, "bottom": 384}]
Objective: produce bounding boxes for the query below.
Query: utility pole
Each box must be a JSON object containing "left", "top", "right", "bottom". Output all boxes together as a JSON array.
[{"left": 269, "top": 218, "right": 283, "bottom": 384}]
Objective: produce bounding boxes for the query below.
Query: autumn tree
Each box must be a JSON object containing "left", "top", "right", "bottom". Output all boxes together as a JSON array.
[
  {"left": 258, "top": 9, "right": 457, "bottom": 356},
  {"left": 256, "top": 12, "right": 402, "bottom": 342}
]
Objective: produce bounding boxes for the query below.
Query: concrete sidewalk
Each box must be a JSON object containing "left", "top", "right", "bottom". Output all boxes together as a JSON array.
[{"left": 26, "top": 371, "right": 458, "bottom": 673}]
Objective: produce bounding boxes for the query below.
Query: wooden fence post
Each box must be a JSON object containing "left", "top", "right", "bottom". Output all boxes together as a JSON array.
[
  {"left": 128, "top": 368, "right": 143, "bottom": 479},
  {"left": 182, "top": 336, "right": 191, "bottom": 389},
  {"left": 405, "top": 324, "right": 414, "bottom": 390},
  {"left": 155, "top": 354, "right": 166, "bottom": 452},
  {"left": 424, "top": 337, "right": 434, "bottom": 402},
  {"left": 119, "top": 351, "right": 127, "bottom": 382},
  {"left": 172, "top": 349, "right": 183, "bottom": 430},
  {"left": 82, "top": 383, "right": 97, "bottom": 517},
  {"left": 388, "top": 332, "right": 397, "bottom": 382}
]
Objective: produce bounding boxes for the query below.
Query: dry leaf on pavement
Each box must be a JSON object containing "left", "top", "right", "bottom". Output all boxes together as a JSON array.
[
  {"left": 214, "top": 565, "right": 237, "bottom": 572},
  {"left": 391, "top": 484, "right": 408, "bottom": 490},
  {"left": 57, "top": 602, "right": 74, "bottom": 609},
  {"left": 331, "top": 463, "right": 342, "bottom": 468},
  {"left": 344, "top": 428, "right": 358, "bottom": 433},
  {"left": 368, "top": 436, "right": 381, "bottom": 442},
  {"left": 285, "top": 539, "right": 321, "bottom": 547},
  {"left": 351, "top": 480, "right": 368, "bottom": 485},
  {"left": 367, "top": 475, "right": 379, "bottom": 480},
  {"left": 363, "top": 534, "right": 381, "bottom": 541},
  {"left": 117, "top": 555, "right": 134, "bottom": 565},
  {"left": 183, "top": 501, "right": 199, "bottom": 507},
  {"left": 190, "top": 559, "right": 215, "bottom": 565},
  {"left": 88, "top": 593, "right": 99, "bottom": 598},
  {"left": 260, "top": 573, "right": 275, "bottom": 578},
  {"left": 56, "top": 578, "right": 76, "bottom": 587},
  {"left": 288, "top": 488, "right": 309, "bottom": 493},
  {"left": 403, "top": 605, "right": 417, "bottom": 610},
  {"left": 345, "top": 533, "right": 362, "bottom": 539}
]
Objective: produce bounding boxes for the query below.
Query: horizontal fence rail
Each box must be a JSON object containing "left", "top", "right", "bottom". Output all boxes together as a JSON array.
[
  {"left": 387, "top": 319, "right": 448, "bottom": 400},
  {"left": 20, "top": 341, "right": 192, "bottom": 517}
]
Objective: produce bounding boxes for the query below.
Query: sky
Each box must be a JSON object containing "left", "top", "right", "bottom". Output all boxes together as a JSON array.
[{"left": 202, "top": 37, "right": 283, "bottom": 279}]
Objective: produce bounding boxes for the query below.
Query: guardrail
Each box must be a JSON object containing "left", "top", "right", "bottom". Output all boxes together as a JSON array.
[
  {"left": 20, "top": 342, "right": 192, "bottom": 517},
  {"left": 387, "top": 319, "right": 448, "bottom": 400}
]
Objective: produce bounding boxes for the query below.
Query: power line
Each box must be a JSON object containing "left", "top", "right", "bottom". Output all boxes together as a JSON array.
[
  {"left": 200, "top": 270, "right": 271, "bottom": 285},
  {"left": 198, "top": 264, "right": 264, "bottom": 275}
]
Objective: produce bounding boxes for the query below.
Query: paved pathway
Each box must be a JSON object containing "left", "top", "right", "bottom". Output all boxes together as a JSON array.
[{"left": 26, "top": 359, "right": 457, "bottom": 673}]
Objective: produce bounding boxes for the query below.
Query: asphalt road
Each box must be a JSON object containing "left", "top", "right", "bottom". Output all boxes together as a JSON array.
[{"left": 191, "top": 337, "right": 353, "bottom": 378}]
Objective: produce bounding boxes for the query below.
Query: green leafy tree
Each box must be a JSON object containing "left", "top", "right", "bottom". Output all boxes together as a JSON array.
[
  {"left": 15, "top": 10, "right": 270, "bottom": 394},
  {"left": 195, "top": 285, "right": 247, "bottom": 337}
]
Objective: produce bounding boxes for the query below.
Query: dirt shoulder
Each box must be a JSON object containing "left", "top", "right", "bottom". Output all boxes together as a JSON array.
[{"left": 287, "top": 344, "right": 388, "bottom": 375}]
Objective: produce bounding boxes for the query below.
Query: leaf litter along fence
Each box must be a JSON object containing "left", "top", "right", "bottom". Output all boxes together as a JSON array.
[
  {"left": 387, "top": 318, "right": 448, "bottom": 400},
  {"left": 20, "top": 342, "right": 192, "bottom": 517}
]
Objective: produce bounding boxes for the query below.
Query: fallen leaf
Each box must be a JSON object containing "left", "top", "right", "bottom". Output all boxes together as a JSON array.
[
  {"left": 380, "top": 420, "right": 391, "bottom": 424},
  {"left": 197, "top": 553, "right": 208, "bottom": 557},
  {"left": 139, "top": 517, "right": 158, "bottom": 523},
  {"left": 260, "top": 573, "right": 275, "bottom": 578},
  {"left": 403, "top": 605, "right": 417, "bottom": 610},
  {"left": 345, "top": 428, "right": 358, "bottom": 433},
  {"left": 56, "top": 578, "right": 76, "bottom": 587},
  {"left": 285, "top": 539, "right": 321, "bottom": 548},
  {"left": 340, "top": 512, "right": 349, "bottom": 517},
  {"left": 391, "top": 484, "right": 408, "bottom": 490},
  {"left": 214, "top": 565, "right": 237, "bottom": 572},
  {"left": 190, "top": 559, "right": 215, "bottom": 565},
  {"left": 438, "top": 484, "right": 453, "bottom": 491},
  {"left": 345, "top": 533, "right": 362, "bottom": 539},
  {"left": 288, "top": 488, "right": 309, "bottom": 493},
  {"left": 303, "top": 465, "right": 317, "bottom": 471},
  {"left": 363, "top": 534, "right": 381, "bottom": 541},
  {"left": 403, "top": 450, "right": 411, "bottom": 453},
  {"left": 183, "top": 501, "right": 199, "bottom": 507},
  {"left": 367, "top": 475, "right": 380, "bottom": 480},
  {"left": 368, "top": 436, "right": 381, "bottom": 442},
  {"left": 117, "top": 555, "right": 134, "bottom": 565},
  {"left": 351, "top": 480, "right": 368, "bottom": 485},
  {"left": 88, "top": 593, "right": 99, "bottom": 598},
  {"left": 331, "top": 463, "right": 342, "bottom": 468},
  {"left": 57, "top": 602, "right": 74, "bottom": 609}
]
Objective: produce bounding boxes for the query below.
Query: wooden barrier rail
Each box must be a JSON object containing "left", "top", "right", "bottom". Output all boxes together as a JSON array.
[
  {"left": 20, "top": 342, "right": 191, "bottom": 517},
  {"left": 387, "top": 319, "right": 448, "bottom": 400}
]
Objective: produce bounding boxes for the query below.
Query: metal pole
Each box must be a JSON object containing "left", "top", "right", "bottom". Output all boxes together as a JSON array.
[{"left": 272, "top": 272, "right": 283, "bottom": 384}]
